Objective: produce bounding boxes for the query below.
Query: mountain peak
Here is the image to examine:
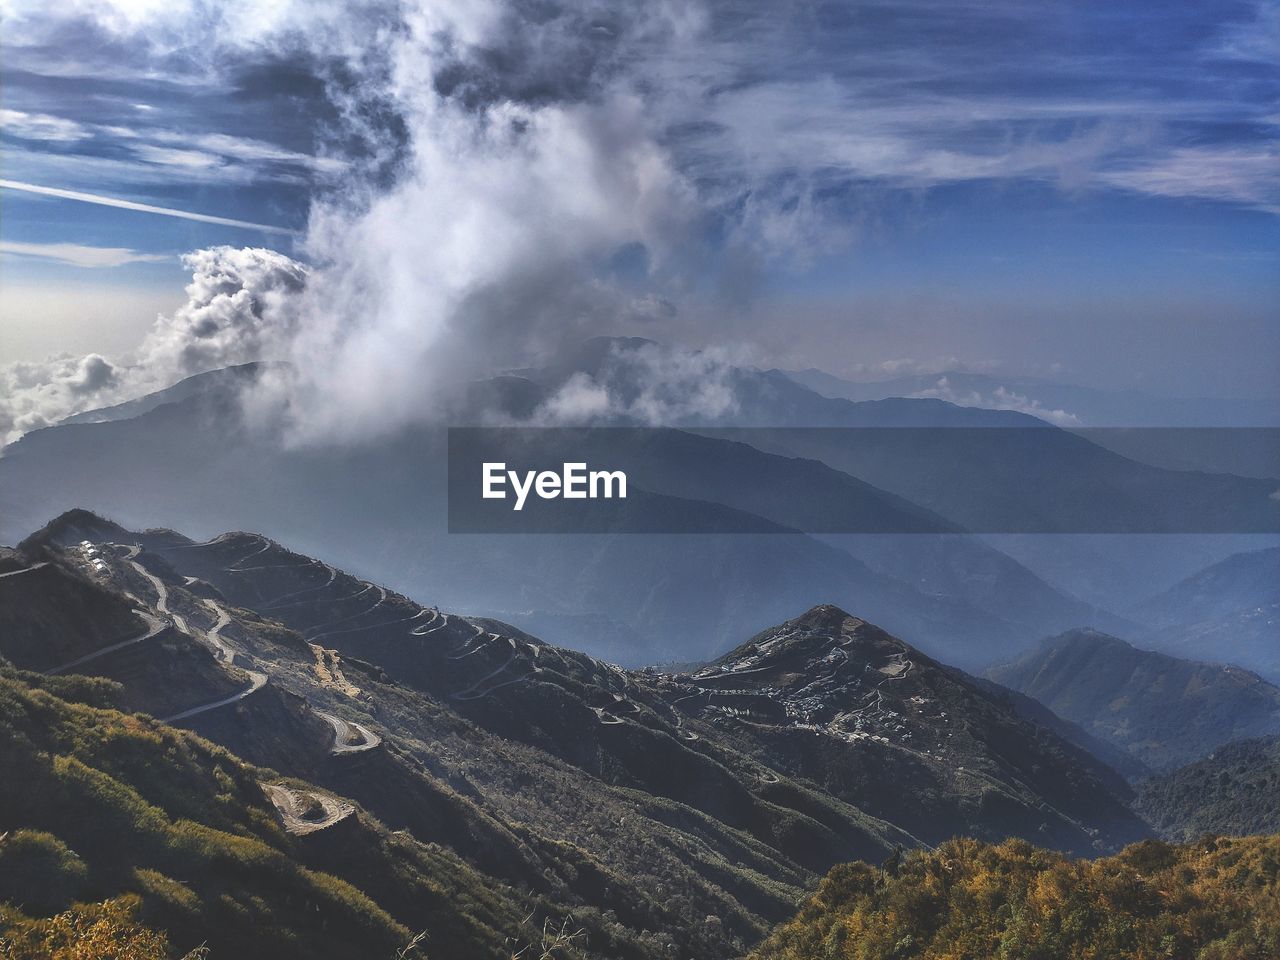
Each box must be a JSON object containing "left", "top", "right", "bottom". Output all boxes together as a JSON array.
[
  {"left": 18, "top": 508, "right": 131, "bottom": 553},
  {"left": 1043, "top": 627, "right": 1129, "bottom": 653}
]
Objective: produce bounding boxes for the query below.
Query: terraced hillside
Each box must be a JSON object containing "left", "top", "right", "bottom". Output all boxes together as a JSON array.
[
  {"left": 2, "top": 509, "right": 1152, "bottom": 958},
  {"left": 0, "top": 662, "right": 539, "bottom": 960}
]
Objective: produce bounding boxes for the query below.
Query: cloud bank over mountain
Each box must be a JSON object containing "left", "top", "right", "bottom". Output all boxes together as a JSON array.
[
  {"left": 0, "top": 247, "right": 304, "bottom": 443},
  {"left": 3, "top": 0, "right": 1277, "bottom": 443}
]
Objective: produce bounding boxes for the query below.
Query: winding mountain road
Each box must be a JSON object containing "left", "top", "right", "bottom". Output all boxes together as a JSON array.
[
  {"left": 0, "top": 562, "right": 49, "bottom": 580},
  {"left": 160, "top": 667, "right": 268, "bottom": 723},
  {"left": 200, "top": 599, "right": 234, "bottom": 662},
  {"left": 260, "top": 562, "right": 338, "bottom": 610},
  {"left": 316, "top": 710, "right": 382, "bottom": 754},
  {"left": 45, "top": 611, "right": 167, "bottom": 675},
  {"left": 119, "top": 544, "right": 188, "bottom": 633},
  {"left": 260, "top": 782, "right": 353, "bottom": 835}
]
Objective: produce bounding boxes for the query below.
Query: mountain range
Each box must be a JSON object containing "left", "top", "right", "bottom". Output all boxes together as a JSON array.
[
  {"left": 2, "top": 340, "right": 1274, "bottom": 674},
  {"left": 1133, "top": 546, "right": 1280, "bottom": 680},
  {"left": 0, "top": 508, "right": 1154, "bottom": 958},
  {"left": 784, "top": 367, "right": 1280, "bottom": 428}
]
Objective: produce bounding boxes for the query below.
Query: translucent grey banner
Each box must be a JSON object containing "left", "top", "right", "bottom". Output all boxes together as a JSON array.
[{"left": 447, "top": 427, "right": 1280, "bottom": 534}]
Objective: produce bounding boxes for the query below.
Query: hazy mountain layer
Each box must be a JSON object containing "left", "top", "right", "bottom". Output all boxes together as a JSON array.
[
  {"left": 987, "top": 629, "right": 1280, "bottom": 770},
  {"left": 1134, "top": 547, "right": 1280, "bottom": 680},
  {"left": 0, "top": 371, "right": 1093, "bottom": 670},
  {"left": 784, "top": 367, "right": 1280, "bottom": 428}
]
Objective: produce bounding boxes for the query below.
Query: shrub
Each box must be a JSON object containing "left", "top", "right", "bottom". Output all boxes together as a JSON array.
[{"left": 0, "top": 831, "right": 88, "bottom": 916}]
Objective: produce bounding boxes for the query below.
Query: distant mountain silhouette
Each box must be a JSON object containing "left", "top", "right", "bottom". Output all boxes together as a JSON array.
[{"left": 784, "top": 367, "right": 1280, "bottom": 428}]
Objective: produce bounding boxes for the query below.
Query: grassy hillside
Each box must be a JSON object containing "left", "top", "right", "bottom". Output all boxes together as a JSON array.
[
  {"left": 750, "top": 834, "right": 1280, "bottom": 960},
  {"left": 0, "top": 661, "right": 543, "bottom": 960}
]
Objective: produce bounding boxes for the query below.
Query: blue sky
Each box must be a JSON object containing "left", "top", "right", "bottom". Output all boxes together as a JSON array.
[{"left": 1, "top": 0, "right": 1277, "bottom": 399}]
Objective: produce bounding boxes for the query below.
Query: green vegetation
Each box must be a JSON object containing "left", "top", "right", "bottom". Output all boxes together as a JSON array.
[
  {"left": 987, "top": 628, "right": 1280, "bottom": 770},
  {"left": 1137, "top": 736, "right": 1280, "bottom": 841},
  {"left": 0, "top": 659, "right": 539, "bottom": 959},
  {"left": 750, "top": 835, "right": 1280, "bottom": 960}
]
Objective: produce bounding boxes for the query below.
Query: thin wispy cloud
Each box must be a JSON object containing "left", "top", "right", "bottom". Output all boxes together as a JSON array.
[
  {"left": 0, "top": 108, "right": 91, "bottom": 141},
  {"left": 1101, "top": 144, "right": 1280, "bottom": 214},
  {"left": 0, "top": 107, "right": 341, "bottom": 188},
  {"left": 0, "top": 240, "right": 171, "bottom": 268}
]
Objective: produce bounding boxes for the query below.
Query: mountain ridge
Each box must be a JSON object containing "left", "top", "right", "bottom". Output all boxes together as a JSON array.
[
  {"left": 0, "top": 509, "right": 1155, "bottom": 959},
  {"left": 987, "top": 628, "right": 1280, "bottom": 770}
]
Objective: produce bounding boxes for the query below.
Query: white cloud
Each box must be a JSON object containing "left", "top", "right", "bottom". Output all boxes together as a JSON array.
[
  {"left": 246, "top": 76, "right": 701, "bottom": 442},
  {"left": 0, "top": 108, "right": 90, "bottom": 142},
  {"left": 0, "top": 105, "right": 338, "bottom": 186},
  {"left": 0, "top": 246, "right": 306, "bottom": 444},
  {"left": 1211, "top": 0, "right": 1280, "bottom": 65},
  {"left": 132, "top": 144, "right": 224, "bottom": 169},
  {"left": 3, "top": 0, "right": 1275, "bottom": 447},
  {"left": 0, "top": 354, "right": 119, "bottom": 442},
  {"left": 134, "top": 246, "right": 307, "bottom": 376},
  {"left": 181, "top": 133, "right": 344, "bottom": 173},
  {"left": 0, "top": 240, "right": 170, "bottom": 268},
  {"left": 0, "top": 179, "right": 299, "bottom": 234},
  {"left": 534, "top": 341, "right": 743, "bottom": 425},
  {"left": 911, "top": 376, "right": 1080, "bottom": 426},
  {"left": 1100, "top": 144, "right": 1280, "bottom": 214}
]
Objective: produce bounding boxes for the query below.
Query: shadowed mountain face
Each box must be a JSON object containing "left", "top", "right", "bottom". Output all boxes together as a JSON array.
[
  {"left": 987, "top": 629, "right": 1280, "bottom": 771},
  {"left": 0, "top": 510, "right": 1152, "bottom": 958},
  {"left": 1135, "top": 736, "right": 1280, "bottom": 842},
  {"left": 665, "top": 607, "right": 1145, "bottom": 852}
]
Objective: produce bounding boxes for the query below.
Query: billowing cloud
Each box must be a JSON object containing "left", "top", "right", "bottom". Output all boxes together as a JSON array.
[
  {"left": 0, "top": 354, "right": 118, "bottom": 442},
  {"left": 0, "top": 246, "right": 306, "bottom": 444},
  {"left": 2, "top": 0, "right": 1276, "bottom": 444},
  {"left": 535, "top": 341, "right": 744, "bottom": 425},
  {"left": 134, "top": 246, "right": 307, "bottom": 376}
]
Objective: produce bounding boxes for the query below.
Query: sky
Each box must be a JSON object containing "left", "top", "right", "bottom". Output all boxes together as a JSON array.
[{"left": 0, "top": 0, "right": 1277, "bottom": 442}]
